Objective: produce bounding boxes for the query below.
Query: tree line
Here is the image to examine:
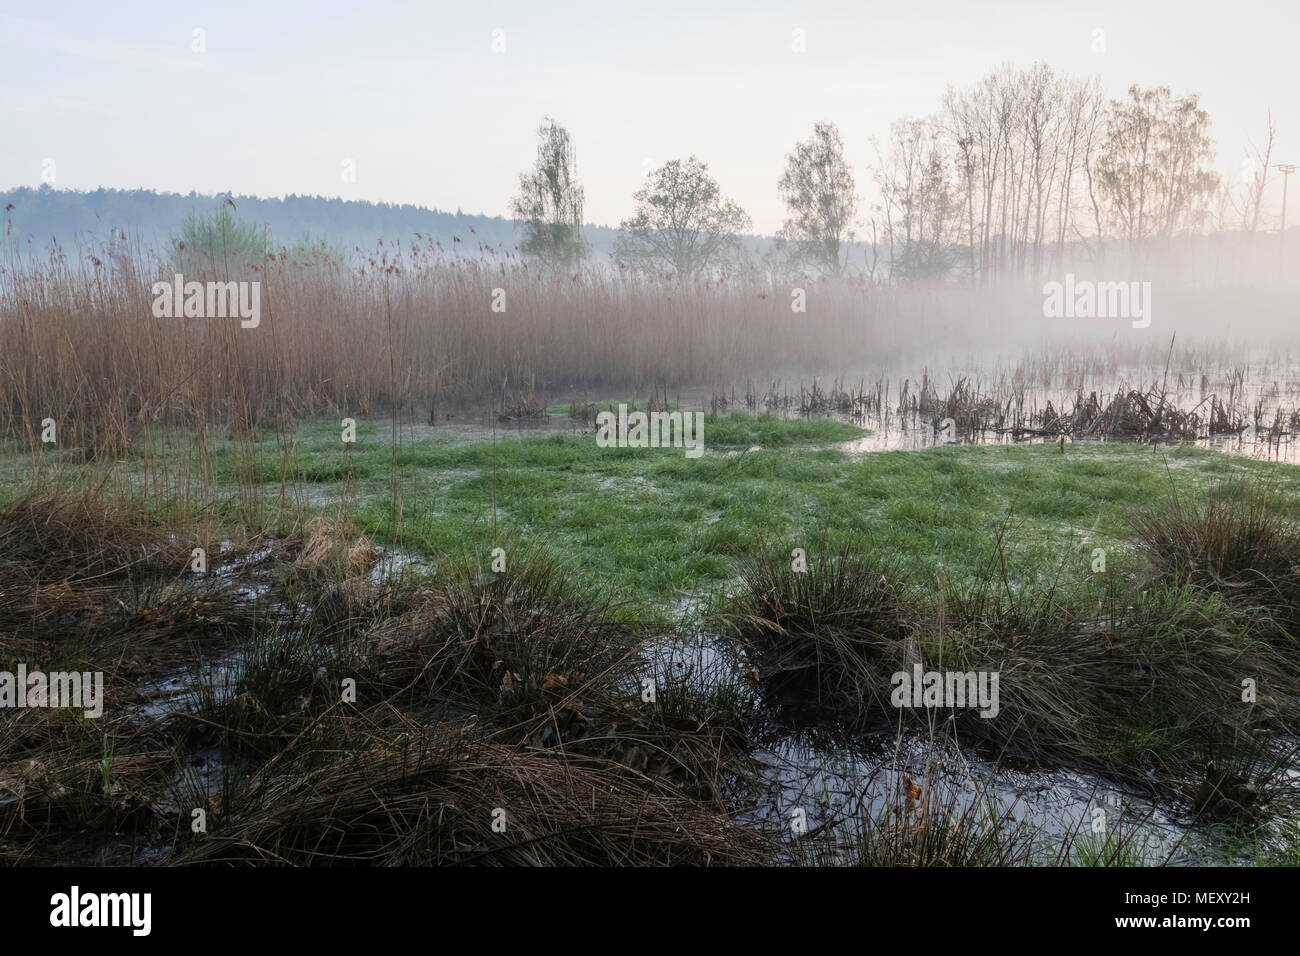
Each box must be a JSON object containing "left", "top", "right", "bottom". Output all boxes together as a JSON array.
[{"left": 515, "top": 61, "right": 1281, "bottom": 284}]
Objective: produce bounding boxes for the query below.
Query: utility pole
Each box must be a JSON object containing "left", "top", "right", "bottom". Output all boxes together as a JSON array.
[{"left": 1275, "top": 164, "right": 1297, "bottom": 245}]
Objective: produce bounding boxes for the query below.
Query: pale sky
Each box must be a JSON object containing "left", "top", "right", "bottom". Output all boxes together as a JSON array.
[{"left": 2, "top": 0, "right": 1296, "bottom": 234}]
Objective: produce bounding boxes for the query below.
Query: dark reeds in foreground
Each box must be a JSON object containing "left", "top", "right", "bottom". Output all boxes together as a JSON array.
[
  {"left": 173, "top": 714, "right": 763, "bottom": 866},
  {"left": 0, "top": 490, "right": 767, "bottom": 865},
  {"left": 8, "top": 478, "right": 1300, "bottom": 866}
]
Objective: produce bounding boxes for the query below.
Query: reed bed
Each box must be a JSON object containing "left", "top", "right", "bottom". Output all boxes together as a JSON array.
[
  {"left": 0, "top": 244, "right": 918, "bottom": 452},
  {"left": 8, "top": 238, "right": 1299, "bottom": 458}
]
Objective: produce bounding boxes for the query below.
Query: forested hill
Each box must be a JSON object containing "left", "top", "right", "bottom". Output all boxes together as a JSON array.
[{"left": 0, "top": 185, "right": 623, "bottom": 258}]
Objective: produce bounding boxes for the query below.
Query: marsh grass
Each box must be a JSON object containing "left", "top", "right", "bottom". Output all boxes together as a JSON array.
[
  {"left": 1132, "top": 473, "right": 1300, "bottom": 641},
  {"left": 722, "top": 543, "right": 915, "bottom": 719},
  {"left": 176, "top": 543, "right": 771, "bottom": 863},
  {"left": 8, "top": 368, "right": 1300, "bottom": 863},
  {"left": 845, "top": 769, "right": 1040, "bottom": 867},
  {"left": 723, "top": 530, "right": 1300, "bottom": 819},
  {"left": 173, "top": 713, "right": 768, "bottom": 866},
  {"left": 1, "top": 492, "right": 774, "bottom": 865},
  {"left": 1058, "top": 814, "right": 1176, "bottom": 867}
]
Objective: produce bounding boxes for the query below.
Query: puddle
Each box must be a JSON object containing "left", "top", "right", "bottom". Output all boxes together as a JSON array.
[
  {"left": 743, "top": 728, "right": 1204, "bottom": 864},
  {"left": 129, "top": 651, "right": 245, "bottom": 723},
  {"left": 639, "top": 632, "right": 739, "bottom": 693},
  {"left": 831, "top": 423, "right": 1299, "bottom": 461},
  {"left": 368, "top": 545, "right": 436, "bottom": 587},
  {"left": 638, "top": 629, "right": 1260, "bottom": 863},
  {"left": 210, "top": 539, "right": 277, "bottom": 601}
]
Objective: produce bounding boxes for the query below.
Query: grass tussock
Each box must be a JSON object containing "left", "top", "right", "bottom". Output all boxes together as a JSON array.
[
  {"left": 0, "top": 490, "right": 769, "bottom": 865},
  {"left": 723, "top": 532, "right": 1300, "bottom": 817},
  {"left": 174, "top": 714, "right": 766, "bottom": 867},
  {"left": 722, "top": 544, "right": 914, "bottom": 719},
  {"left": 1132, "top": 474, "right": 1300, "bottom": 640}
]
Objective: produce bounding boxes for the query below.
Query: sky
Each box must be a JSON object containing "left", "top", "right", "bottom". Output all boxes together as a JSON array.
[{"left": 1, "top": 0, "right": 1296, "bottom": 235}]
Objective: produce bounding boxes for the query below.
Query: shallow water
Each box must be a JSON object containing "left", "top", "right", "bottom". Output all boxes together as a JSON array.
[
  {"left": 716, "top": 357, "right": 1300, "bottom": 463},
  {"left": 119, "top": 526, "right": 1291, "bottom": 865},
  {"left": 640, "top": 632, "right": 1263, "bottom": 864},
  {"left": 391, "top": 354, "right": 1300, "bottom": 464}
]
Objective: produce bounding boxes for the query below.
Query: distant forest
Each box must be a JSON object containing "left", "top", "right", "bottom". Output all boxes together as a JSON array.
[
  {"left": 0, "top": 184, "right": 626, "bottom": 261},
  {"left": 1, "top": 181, "right": 1290, "bottom": 283}
]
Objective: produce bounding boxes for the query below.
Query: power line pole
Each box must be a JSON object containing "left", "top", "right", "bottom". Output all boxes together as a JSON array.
[{"left": 1275, "top": 164, "right": 1297, "bottom": 246}]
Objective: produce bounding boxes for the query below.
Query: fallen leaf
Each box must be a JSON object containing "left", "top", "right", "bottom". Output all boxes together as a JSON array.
[
  {"left": 542, "top": 672, "right": 568, "bottom": 693},
  {"left": 903, "top": 775, "right": 922, "bottom": 802}
]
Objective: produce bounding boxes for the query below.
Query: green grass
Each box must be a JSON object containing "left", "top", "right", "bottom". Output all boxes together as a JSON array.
[
  {"left": 545, "top": 396, "right": 683, "bottom": 416},
  {"left": 698, "top": 412, "right": 867, "bottom": 447},
  {"left": 7, "top": 414, "right": 1300, "bottom": 866},
  {"left": 7, "top": 418, "right": 1300, "bottom": 628}
]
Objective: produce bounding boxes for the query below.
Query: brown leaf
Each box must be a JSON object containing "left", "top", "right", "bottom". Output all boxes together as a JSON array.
[
  {"left": 542, "top": 672, "right": 568, "bottom": 693},
  {"left": 902, "top": 775, "right": 922, "bottom": 802}
]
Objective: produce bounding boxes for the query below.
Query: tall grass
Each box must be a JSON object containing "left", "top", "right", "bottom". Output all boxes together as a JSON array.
[
  {"left": 17, "top": 237, "right": 1287, "bottom": 454},
  {"left": 0, "top": 243, "right": 901, "bottom": 450}
]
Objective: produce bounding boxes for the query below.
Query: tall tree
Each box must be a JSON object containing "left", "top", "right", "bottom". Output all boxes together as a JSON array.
[
  {"left": 511, "top": 117, "right": 588, "bottom": 268},
  {"left": 615, "top": 157, "right": 750, "bottom": 280},
  {"left": 873, "top": 118, "right": 956, "bottom": 282},
  {"left": 777, "top": 121, "right": 859, "bottom": 276},
  {"left": 1096, "top": 85, "right": 1219, "bottom": 255}
]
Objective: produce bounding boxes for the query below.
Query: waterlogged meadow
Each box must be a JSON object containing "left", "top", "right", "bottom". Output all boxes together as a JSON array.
[
  {"left": 12, "top": 10, "right": 1300, "bottom": 939},
  {"left": 3, "top": 183, "right": 1300, "bottom": 867},
  {"left": 4, "top": 377, "right": 1300, "bottom": 866}
]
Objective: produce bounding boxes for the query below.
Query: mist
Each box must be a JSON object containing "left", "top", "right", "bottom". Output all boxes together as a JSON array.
[{"left": 3, "top": 0, "right": 1299, "bottom": 914}]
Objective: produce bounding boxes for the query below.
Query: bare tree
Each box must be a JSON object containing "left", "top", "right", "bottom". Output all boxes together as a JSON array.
[
  {"left": 863, "top": 217, "right": 881, "bottom": 282},
  {"left": 882, "top": 67, "right": 1227, "bottom": 284},
  {"left": 1096, "top": 85, "right": 1219, "bottom": 259},
  {"left": 941, "top": 66, "right": 1025, "bottom": 285},
  {"left": 1239, "top": 110, "right": 1275, "bottom": 233},
  {"left": 873, "top": 118, "right": 956, "bottom": 281},
  {"left": 1077, "top": 80, "right": 1109, "bottom": 268},
  {"left": 941, "top": 88, "right": 979, "bottom": 284},
  {"left": 1055, "top": 76, "right": 1105, "bottom": 271}
]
